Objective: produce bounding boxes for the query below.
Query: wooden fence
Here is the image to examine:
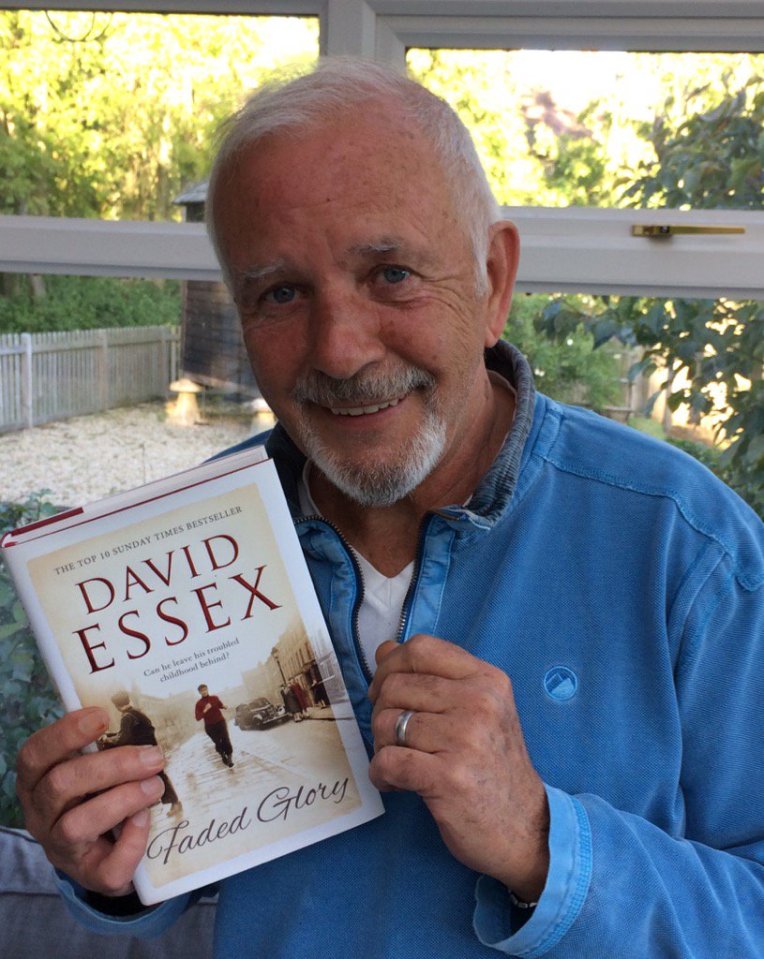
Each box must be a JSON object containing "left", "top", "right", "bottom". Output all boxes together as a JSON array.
[{"left": 0, "top": 326, "right": 179, "bottom": 433}]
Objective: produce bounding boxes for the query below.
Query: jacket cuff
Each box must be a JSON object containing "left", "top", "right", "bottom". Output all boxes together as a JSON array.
[
  {"left": 473, "top": 784, "right": 592, "bottom": 957},
  {"left": 55, "top": 870, "right": 190, "bottom": 936}
]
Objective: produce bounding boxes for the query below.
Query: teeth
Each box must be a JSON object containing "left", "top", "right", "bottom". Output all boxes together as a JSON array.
[{"left": 330, "top": 397, "right": 402, "bottom": 417}]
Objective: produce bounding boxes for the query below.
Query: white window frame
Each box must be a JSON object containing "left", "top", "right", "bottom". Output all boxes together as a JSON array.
[{"left": 1, "top": 0, "right": 763, "bottom": 298}]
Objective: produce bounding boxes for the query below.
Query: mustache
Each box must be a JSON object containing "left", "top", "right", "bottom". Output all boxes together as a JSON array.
[{"left": 292, "top": 366, "right": 436, "bottom": 406}]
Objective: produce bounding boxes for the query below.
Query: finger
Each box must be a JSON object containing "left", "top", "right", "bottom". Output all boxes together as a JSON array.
[
  {"left": 369, "top": 634, "right": 481, "bottom": 702},
  {"left": 371, "top": 670, "right": 456, "bottom": 721},
  {"left": 372, "top": 707, "right": 455, "bottom": 754},
  {"left": 58, "top": 803, "right": 155, "bottom": 898},
  {"left": 17, "top": 708, "right": 109, "bottom": 798},
  {"left": 374, "top": 640, "right": 398, "bottom": 666},
  {"left": 28, "top": 745, "right": 165, "bottom": 835},
  {"left": 91, "top": 807, "right": 154, "bottom": 897},
  {"left": 369, "top": 744, "right": 442, "bottom": 795},
  {"left": 51, "top": 775, "right": 165, "bottom": 852}
]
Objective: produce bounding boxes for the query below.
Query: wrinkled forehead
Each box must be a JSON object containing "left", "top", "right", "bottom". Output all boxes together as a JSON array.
[
  {"left": 214, "top": 101, "right": 446, "bottom": 207},
  {"left": 213, "top": 117, "right": 460, "bottom": 258}
]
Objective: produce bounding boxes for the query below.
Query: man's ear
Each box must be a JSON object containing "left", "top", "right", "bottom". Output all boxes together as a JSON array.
[{"left": 482, "top": 220, "right": 520, "bottom": 348}]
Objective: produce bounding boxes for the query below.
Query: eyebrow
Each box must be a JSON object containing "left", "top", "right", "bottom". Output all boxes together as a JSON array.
[
  {"left": 233, "top": 236, "right": 420, "bottom": 293},
  {"left": 236, "top": 261, "right": 289, "bottom": 284},
  {"left": 348, "top": 238, "right": 405, "bottom": 257}
]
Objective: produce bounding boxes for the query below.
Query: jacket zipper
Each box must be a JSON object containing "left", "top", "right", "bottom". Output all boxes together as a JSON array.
[
  {"left": 299, "top": 512, "right": 437, "bottom": 683},
  {"left": 297, "top": 514, "right": 373, "bottom": 681},
  {"left": 394, "top": 513, "right": 434, "bottom": 645}
]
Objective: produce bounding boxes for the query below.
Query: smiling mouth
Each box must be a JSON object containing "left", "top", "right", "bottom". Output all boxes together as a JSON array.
[{"left": 328, "top": 396, "right": 404, "bottom": 417}]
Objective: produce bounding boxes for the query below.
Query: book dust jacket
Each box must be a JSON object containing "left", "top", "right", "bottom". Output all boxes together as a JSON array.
[{"left": 3, "top": 453, "right": 383, "bottom": 903}]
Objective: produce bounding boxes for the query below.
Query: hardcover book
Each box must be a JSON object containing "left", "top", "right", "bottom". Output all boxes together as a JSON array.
[{"left": 1, "top": 446, "right": 383, "bottom": 904}]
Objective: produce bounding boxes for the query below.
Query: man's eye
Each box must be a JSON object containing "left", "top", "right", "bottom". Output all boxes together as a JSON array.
[
  {"left": 379, "top": 265, "right": 410, "bottom": 285},
  {"left": 263, "top": 285, "right": 298, "bottom": 305}
]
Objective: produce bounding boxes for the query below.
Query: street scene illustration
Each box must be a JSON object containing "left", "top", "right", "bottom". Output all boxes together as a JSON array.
[
  {"left": 98, "top": 628, "right": 363, "bottom": 885},
  {"left": 150, "top": 690, "right": 359, "bottom": 880}
]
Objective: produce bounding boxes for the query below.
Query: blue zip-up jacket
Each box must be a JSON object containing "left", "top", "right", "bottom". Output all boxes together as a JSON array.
[{"left": 60, "top": 342, "right": 764, "bottom": 957}]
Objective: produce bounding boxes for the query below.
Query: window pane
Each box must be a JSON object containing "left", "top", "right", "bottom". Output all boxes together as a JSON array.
[
  {"left": 0, "top": 272, "right": 270, "bottom": 503},
  {"left": 0, "top": 10, "right": 318, "bottom": 221},
  {"left": 506, "top": 290, "right": 762, "bottom": 515},
  {"left": 407, "top": 48, "right": 764, "bottom": 211},
  {"left": 2, "top": 278, "right": 757, "bottom": 514}
]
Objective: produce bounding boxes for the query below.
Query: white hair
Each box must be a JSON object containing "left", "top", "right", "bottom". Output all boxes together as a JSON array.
[{"left": 206, "top": 57, "right": 501, "bottom": 292}]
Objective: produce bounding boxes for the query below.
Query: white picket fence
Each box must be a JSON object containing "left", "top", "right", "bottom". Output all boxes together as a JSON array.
[{"left": 0, "top": 326, "right": 180, "bottom": 432}]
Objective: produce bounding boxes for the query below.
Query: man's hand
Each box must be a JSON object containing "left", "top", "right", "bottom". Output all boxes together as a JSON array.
[
  {"left": 16, "top": 707, "right": 167, "bottom": 897},
  {"left": 368, "top": 634, "right": 549, "bottom": 902}
]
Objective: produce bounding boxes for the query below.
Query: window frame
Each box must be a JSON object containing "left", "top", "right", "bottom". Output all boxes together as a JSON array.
[{"left": 1, "top": 0, "right": 763, "bottom": 298}]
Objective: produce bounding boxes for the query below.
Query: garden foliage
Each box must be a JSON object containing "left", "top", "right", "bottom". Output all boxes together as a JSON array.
[
  {"left": 0, "top": 492, "right": 63, "bottom": 827},
  {"left": 536, "top": 82, "right": 764, "bottom": 515},
  {"left": 0, "top": 275, "right": 180, "bottom": 333}
]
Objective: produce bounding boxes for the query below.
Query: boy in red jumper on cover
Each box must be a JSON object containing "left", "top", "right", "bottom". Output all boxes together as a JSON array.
[{"left": 194, "top": 684, "right": 234, "bottom": 768}]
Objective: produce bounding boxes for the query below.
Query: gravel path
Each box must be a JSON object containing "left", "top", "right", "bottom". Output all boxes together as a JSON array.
[{"left": 0, "top": 402, "right": 274, "bottom": 509}]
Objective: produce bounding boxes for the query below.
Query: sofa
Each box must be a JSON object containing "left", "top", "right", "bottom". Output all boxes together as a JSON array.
[{"left": 0, "top": 827, "right": 216, "bottom": 959}]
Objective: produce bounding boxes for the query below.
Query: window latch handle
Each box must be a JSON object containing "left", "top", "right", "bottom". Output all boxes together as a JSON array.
[{"left": 632, "top": 224, "right": 745, "bottom": 238}]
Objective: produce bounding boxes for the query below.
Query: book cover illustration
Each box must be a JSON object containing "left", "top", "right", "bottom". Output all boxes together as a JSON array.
[{"left": 3, "top": 454, "right": 383, "bottom": 903}]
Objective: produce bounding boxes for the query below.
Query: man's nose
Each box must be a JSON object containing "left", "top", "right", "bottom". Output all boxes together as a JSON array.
[{"left": 307, "top": 286, "right": 386, "bottom": 380}]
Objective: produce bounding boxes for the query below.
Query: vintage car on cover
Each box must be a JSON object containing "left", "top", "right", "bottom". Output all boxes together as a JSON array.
[{"left": 234, "top": 697, "right": 287, "bottom": 729}]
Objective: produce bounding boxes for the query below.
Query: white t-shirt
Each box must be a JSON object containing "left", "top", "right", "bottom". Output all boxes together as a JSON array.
[{"left": 297, "top": 464, "right": 413, "bottom": 674}]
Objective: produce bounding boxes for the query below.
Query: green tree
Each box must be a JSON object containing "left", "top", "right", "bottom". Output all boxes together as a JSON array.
[
  {"left": 506, "top": 294, "right": 622, "bottom": 412},
  {"left": 0, "top": 275, "right": 181, "bottom": 333},
  {"left": 0, "top": 11, "right": 318, "bottom": 222},
  {"left": 623, "top": 81, "right": 764, "bottom": 210},
  {"left": 539, "top": 83, "right": 764, "bottom": 514},
  {"left": 407, "top": 48, "right": 615, "bottom": 207},
  {"left": 0, "top": 10, "right": 317, "bottom": 310}
]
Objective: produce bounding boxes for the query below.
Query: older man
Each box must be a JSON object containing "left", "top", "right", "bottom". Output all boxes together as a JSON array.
[{"left": 16, "top": 60, "right": 764, "bottom": 958}]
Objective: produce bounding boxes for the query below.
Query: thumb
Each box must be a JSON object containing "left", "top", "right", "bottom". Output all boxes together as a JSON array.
[{"left": 375, "top": 640, "right": 398, "bottom": 667}]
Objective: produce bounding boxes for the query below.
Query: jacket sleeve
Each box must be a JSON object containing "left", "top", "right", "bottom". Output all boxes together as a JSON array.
[
  {"left": 474, "top": 551, "right": 764, "bottom": 957},
  {"left": 56, "top": 872, "right": 192, "bottom": 938}
]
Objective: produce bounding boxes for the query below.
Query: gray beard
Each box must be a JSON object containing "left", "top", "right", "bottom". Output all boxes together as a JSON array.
[
  {"left": 291, "top": 367, "right": 446, "bottom": 507},
  {"left": 302, "top": 412, "right": 446, "bottom": 507}
]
